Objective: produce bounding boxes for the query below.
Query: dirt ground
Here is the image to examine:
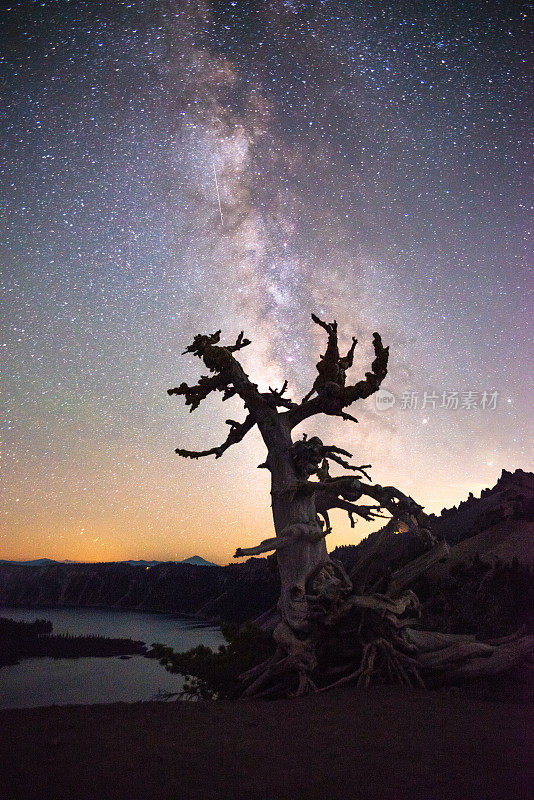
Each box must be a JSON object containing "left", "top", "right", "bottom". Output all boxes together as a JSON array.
[{"left": 0, "top": 686, "right": 532, "bottom": 800}]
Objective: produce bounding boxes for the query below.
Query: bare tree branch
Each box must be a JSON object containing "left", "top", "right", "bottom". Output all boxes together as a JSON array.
[
  {"left": 227, "top": 331, "right": 251, "bottom": 352},
  {"left": 317, "top": 494, "right": 386, "bottom": 527},
  {"left": 342, "top": 332, "right": 389, "bottom": 405},
  {"left": 301, "top": 315, "right": 345, "bottom": 403},
  {"left": 339, "top": 410, "right": 359, "bottom": 424},
  {"left": 269, "top": 380, "right": 288, "bottom": 396},
  {"left": 175, "top": 414, "right": 255, "bottom": 460},
  {"left": 167, "top": 374, "right": 226, "bottom": 412},
  {"left": 261, "top": 380, "right": 295, "bottom": 409},
  {"left": 341, "top": 336, "right": 358, "bottom": 370},
  {"left": 314, "top": 473, "right": 387, "bottom": 528},
  {"left": 326, "top": 452, "right": 367, "bottom": 474},
  {"left": 284, "top": 317, "right": 389, "bottom": 429},
  {"left": 181, "top": 329, "right": 221, "bottom": 355},
  {"left": 359, "top": 482, "right": 422, "bottom": 517},
  {"left": 169, "top": 330, "right": 266, "bottom": 415}
]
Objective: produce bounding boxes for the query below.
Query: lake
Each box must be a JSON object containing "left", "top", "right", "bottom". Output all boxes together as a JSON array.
[{"left": 0, "top": 606, "right": 225, "bottom": 709}]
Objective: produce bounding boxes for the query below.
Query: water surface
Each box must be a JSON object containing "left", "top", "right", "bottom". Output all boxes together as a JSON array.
[{"left": 0, "top": 606, "right": 225, "bottom": 709}]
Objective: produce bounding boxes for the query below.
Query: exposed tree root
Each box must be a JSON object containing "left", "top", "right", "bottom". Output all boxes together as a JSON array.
[{"left": 238, "top": 536, "right": 534, "bottom": 699}]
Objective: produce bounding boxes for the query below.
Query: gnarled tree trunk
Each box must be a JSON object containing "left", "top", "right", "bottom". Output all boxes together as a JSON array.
[{"left": 168, "top": 316, "right": 533, "bottom": 698}]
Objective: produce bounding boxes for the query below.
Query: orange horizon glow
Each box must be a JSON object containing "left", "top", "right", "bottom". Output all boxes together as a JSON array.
[{"left": 1, "top": 469, "right": 515, "bottom": 565}]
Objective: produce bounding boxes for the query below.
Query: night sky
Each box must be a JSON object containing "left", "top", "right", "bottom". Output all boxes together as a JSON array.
[{"left": 2, "top": 0, "right": 531, "bottom": 564}]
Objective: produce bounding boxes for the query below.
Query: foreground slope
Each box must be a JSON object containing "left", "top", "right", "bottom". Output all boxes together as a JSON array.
[{"left": 0, "top": 685, "right": 532, "bottom": 800}]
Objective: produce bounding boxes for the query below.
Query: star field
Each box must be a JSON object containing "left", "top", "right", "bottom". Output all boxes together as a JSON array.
[{"left": 1, "top": 0, "right": 531, "bottom": 563}]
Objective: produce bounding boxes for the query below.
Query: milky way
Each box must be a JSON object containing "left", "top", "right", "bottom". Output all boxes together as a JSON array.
[{"left": 2, "top": 1, "right": 531, "bottom": 563}]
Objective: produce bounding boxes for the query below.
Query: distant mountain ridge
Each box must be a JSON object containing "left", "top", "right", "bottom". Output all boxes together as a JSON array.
[
  {"left": 180, "top": 556, "right": 217, "bottom": 567},
  {"left": 0, "top": 556, "right": 276, "bottom": 624},
  {"left": 0, "top": 559, "right": 79, "bottom": 567},
  {"left": 0, "top": 556, "right": 217, "bottom": 568}
]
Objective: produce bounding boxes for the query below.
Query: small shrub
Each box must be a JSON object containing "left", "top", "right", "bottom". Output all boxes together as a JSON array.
[{"left": 152, "top": 622, "right": 275, "bottom": 700}]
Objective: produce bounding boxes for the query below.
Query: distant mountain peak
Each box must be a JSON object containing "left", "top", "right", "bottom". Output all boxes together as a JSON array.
[{"left": 181, "top": 555, "right": 217, "bottom": 566}]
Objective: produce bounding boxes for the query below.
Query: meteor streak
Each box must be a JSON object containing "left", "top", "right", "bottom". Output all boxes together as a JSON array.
[{"left": 213, "top": 162, "right": 223, "bottom": 226}]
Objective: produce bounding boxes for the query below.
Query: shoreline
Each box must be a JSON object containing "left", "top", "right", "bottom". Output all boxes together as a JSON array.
[{"left": 0, "top": 603, "right": 222, "bottom": 626}]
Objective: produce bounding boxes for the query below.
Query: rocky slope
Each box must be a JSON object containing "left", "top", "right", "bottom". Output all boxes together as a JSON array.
[
  {"left": 430, "top": 468, "right": 534, "bottom": 563},
  {"left": 331, "top": 468, "right": 534, "bottom": 573}
]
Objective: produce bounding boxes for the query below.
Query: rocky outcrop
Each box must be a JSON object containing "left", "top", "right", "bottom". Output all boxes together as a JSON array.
[{"left": 428, "top": 469, "right": 534, "bottom": 568}]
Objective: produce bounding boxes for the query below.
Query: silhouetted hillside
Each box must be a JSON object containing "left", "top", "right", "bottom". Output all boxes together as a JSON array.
[
  {"left": 0, "top": 558, "right": 277, "bottom": 624},
  {"left": 331, "top": 469, "right": 534, "bottom": 637},
  {"left": 331, "top": 468, "right": 534, "bottom": 572},
  {"left": 430, "top": 468, "right": 534, "bottom": 549}
]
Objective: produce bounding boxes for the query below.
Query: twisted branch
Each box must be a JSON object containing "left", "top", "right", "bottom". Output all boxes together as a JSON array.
[
  {"left": 285, "top": 316, "right": 389, "bottom": 429},
  {"left": 175, "top": 415, "right": 255, "bottom": 460},
  {"left": 167, "top": 374, "right": 226, "bottom": 412}
]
